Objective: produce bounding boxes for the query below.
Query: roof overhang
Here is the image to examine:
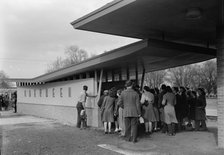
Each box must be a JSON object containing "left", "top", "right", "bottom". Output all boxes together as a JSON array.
[
  {"left": 71, "top": 0, "right": 217, "bottom": 47},
  {"left": 9, "top": 39, "right": 216, "bottom": 83}
]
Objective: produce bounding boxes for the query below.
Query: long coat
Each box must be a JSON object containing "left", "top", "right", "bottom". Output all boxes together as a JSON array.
[
  {"left": 163, "top": 92, "right": 178, "bottom": 124},
  {"left": 140, "top": 92, "right": 157, "bottom": 122},
  {"left": 188, "top": 97, "right": 196, "bottom": 120},
  {"left": 118, "top": 88, "right": 141, "bottom": 117},
  {"left": 195, "top": 95, "right": 206, "bottom": 120},
  {"left": 179, "top": 93, "right": 188, "bottom": 119},
  {"left": 101, "top": 96, "right": 116, "bottom": 122}
]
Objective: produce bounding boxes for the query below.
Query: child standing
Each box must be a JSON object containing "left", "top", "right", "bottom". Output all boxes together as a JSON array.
[{"left": 80, "top": 109, "right": 87, "bottom": 129}]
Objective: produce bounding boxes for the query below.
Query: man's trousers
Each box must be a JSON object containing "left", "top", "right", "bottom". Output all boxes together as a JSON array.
[{"left": 124, "top": 117, "right": 138, "bottom": 142}]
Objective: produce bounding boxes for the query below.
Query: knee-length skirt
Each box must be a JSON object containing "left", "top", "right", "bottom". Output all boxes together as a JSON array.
[{"left": 142, "top": 104, "right": 157, "bottom": 122}]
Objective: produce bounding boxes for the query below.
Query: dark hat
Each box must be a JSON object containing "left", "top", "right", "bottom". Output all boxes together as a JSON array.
[{"left": 125, "top": 80, "right": 133, "bottom": 87}]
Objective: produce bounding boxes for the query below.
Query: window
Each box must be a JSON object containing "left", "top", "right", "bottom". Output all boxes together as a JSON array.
[
  {"left": 40, "top": 89, "right": 42, "bottom": 97},
  {"left": 46, "top": 89, "right": 48, "bottom": 97},
  {"left": 29, "top": 90, "right": 31, "bottom": 97},
  {"left": 24, "top": 90, "right": 27, "bottom": 97},
  {"left": 68, "top": 87, "right": 71, "bottom": 97},
  {"left": 60, "top": 88, "right": 63, "bottom": 97},
  {"left": 34, "top": 89, "right": 36, "bottom": 97},
  {"left": 52, "top": 88, "right": 55, "bottom": 98}
]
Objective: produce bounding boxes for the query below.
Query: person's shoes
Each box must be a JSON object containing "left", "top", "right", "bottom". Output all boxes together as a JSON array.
[
  {"left": 199, "top": 128, "right": 208, "bottom": 131},
  {"left": 125, "top": 137, "right": 132, "bottom": 142},
  {"left": 104, "top": 131, "right": 108, "bottom": 134},
  {"left": 194, "top": 129, "right": 199, "bottom": 131},
  {"left": 115, "top": 128, "right": 119, "bottom": 132},
  {"left": 132, "top": 139, "right": 138, "bottom": 143},
  {"left": 119, "top": 134, "right": 125, "bottom": 137},
  {"left": 146, "top": 132, "right": 151, "bottom": 138},
  {"left": 161, "top": 130, "right": 166, "bottom": 133}
]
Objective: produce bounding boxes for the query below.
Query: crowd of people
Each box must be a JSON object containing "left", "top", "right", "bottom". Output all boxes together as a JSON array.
[
  {"left": 0, "top": 92, "right": 17, "bottom": 112},
  {"left": 97, "top": 80, "right": 207, "bottom": 143}
]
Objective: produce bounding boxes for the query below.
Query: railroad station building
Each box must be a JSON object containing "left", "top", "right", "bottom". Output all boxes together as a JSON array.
[{"left": 11, "top": 0, "right": 224, "bottom": 148}]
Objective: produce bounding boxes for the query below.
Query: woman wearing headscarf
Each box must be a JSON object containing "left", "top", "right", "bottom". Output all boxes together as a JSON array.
[
  {"left": 140, "top": 86, "right": 157, "bottom": 135},
  {"left": 101, "top": 88, "right": 116, "bottom": 134},
  {"left": 195, "top": 88, "right": 207, "bottom": 131},
  {"left": 162, "top": 86, "right": 178, "bottom": 136}
]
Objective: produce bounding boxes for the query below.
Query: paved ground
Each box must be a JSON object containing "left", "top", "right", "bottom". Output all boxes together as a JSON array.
[{"left": 1, "top": 111, "right": 224, "bottom": 155}]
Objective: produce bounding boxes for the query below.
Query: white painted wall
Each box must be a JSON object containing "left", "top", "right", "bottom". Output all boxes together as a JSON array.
[
  {"left": 17, "top": 78, "right": 100, "bottom": 127},
  {"left": 18, "top": 78, "right": 95, "bottom": 107}
]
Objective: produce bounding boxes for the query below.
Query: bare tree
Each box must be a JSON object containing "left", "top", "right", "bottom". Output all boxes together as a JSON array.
[
  {"left": 166, "top": 66, "right": 188, "bottom": 87},
  {"left": 199, "top": 59, "right": 217, "bottom": 95},
  {"left": 64, "top": 45, "right": 88, "bottom": 66},
  {"left": 46, "top": 45, "right": 89, "bottom": 73},
  {"left": 46, "top": 57, "right": 64, "bottom": 73},
  {"left": 165, "top": 59, "right": 217, "bottom": 95},
  {"left": 0, "top": 70, "right": 10, "bottom": 88},
  {"left": 144, "top": 70, "right": 166, "bottom": 88}
]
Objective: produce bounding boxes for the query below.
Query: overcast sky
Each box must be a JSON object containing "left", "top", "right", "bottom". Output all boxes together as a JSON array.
[{"left": 0, "top": 0, "right": 138, "bottom": 78}]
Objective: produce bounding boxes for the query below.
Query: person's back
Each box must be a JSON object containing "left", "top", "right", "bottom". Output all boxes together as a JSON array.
[
  {"left": 164, "top": 92, "right": 176, "bottom": 106},
  {"left": 121, "top": 88, "right": 140, "bottom": 117},
  {"left": 118, "top": 80, "right": 141, "bottom": 143},
  {"left": 162, "top": 87, "right": 178, "bottom": 135},
  {"left": 97, "top": 90, "right": 108, "bottom": 108},
  {"left": 103, "top": 96, "right": 115, "bottom": 111}
]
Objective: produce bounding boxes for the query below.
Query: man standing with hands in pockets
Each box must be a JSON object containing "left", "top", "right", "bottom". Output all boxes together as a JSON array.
[{"left": 118, "top": 80, "right": 141, "bottom": 143}]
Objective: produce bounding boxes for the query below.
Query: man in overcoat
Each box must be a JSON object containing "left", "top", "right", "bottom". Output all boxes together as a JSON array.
[{"left": 118, "top": 80, "right": 141, "bottom": 143}]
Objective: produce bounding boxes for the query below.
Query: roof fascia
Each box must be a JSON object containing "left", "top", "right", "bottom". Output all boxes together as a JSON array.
[{"left": 71, "top": 0, "right": 136, "bottom": 29}]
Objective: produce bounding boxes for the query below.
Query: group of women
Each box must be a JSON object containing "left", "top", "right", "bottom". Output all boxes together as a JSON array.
[{"left": 99, "top": 83, "right": 207, "bottom": 137}]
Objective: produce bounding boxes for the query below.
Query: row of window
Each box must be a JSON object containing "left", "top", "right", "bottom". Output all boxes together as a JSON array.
[{"left": 24, "top": 87, "right": 72, "bottom": 98}]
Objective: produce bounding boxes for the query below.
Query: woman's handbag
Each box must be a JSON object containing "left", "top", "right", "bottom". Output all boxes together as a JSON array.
[{"left": 139, "top": 116, "right": 144, "bottom": 124}]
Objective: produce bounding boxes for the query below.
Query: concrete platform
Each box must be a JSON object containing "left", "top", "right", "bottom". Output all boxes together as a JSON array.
[
  {"left": 1, "top": 111, "right": 224, "bottom": 155},
  {"left": 0, "top": 110, "right": 55, "bottom": 125}
]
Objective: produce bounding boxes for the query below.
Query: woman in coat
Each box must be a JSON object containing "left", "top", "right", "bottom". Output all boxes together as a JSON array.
[
  {"left": 101, "top": 88, "right": 116, "bottom": 134},
  {"left": 152, "top": 88, "right": 160, "bottom": 131},
  {"left": 140, "top": 86, "right": 157, "bottom": 134},
  {"left": 187, "top": 91, "right": 196, "bottom": 129},
  {"left": 195, "top": 88, "right": 207, "bottom": 131},
  {"left": 162, "top": 86, "right": 178, "bottom": 136}
]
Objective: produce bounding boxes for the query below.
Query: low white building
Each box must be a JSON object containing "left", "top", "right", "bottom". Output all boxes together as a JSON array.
[{"left": 10, "top": 39, "right": 214, "bottom": 128}]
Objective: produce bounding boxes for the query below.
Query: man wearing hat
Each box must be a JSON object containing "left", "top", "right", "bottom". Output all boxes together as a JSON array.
[{"left": 118, "top": 80, "right": 141, "bottom": 143}]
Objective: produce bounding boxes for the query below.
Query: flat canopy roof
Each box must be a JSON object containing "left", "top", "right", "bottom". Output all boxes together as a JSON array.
[
  {"left": 10, "top": 39, "right": 215, "bottom": 83},
  {"left": 71, "top": 0, "right": 217, "bottom": 47}
]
